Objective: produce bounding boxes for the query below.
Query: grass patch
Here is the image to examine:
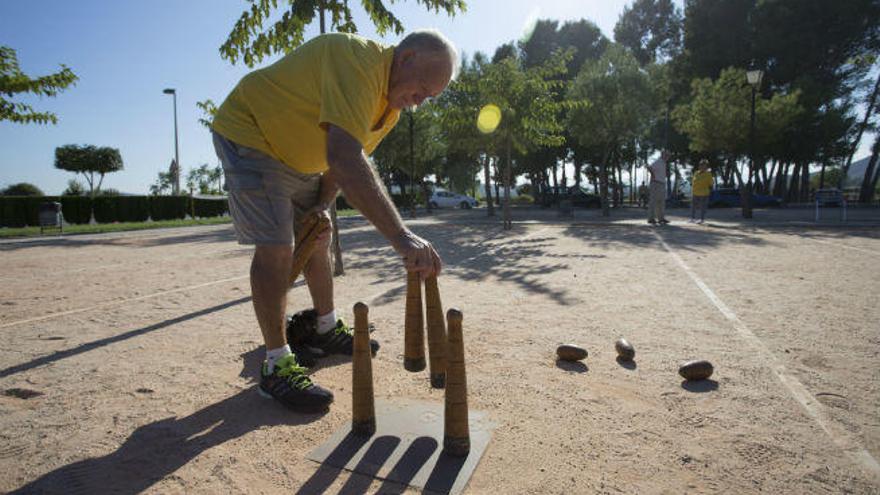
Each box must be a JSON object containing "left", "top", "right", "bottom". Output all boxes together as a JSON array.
[{"left": 0, "top": 209, "right": 359, "bottom": 239}]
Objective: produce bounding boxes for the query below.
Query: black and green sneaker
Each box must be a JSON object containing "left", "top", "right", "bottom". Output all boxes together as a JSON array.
[
  {"left": 258, "top": 354, "right": 333, "bottom": 413},
  {"left": 310, "top": 319, "right": 380, "bottom": 356},
  {"left": 287, "top": 309, "right": 379, "bottom": 362}
]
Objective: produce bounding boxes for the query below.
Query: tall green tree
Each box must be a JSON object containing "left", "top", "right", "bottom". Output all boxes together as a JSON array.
[
  {"left": 437, "top": 54, "right": 493, "bottom": 206},
  {"left": 568, "top": 44, "right": 654, "bottom": 216},
  {"left": 672, "top": 67, "right": 802, "bottom": 204},
  {"left": 519, "top": 19, "right": 609, "bottom": 199},
  {"left": 54, "top": 145, "right": 124, "bottom": 199},
  {"left": 0, "top": 46, "right": 77, "bottom": 124},
  {"left": 678, "top": 0, "right": 880, "bottom": 203},
  {"left": 473, "top": 49, "right": 570, "bottom": 227},
  {"left": 220, "top": 0, "right": 466, "bottom": 67},
  {"left": 373, "top": 101, "right": 446, "bottom": 212},
  {"left": 614, "top": 0, "right": 683, "bottom": 66}
]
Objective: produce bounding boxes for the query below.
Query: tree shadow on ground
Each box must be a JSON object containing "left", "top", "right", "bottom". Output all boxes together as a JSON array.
[
  {"left": 768, "top": 225, "right": 880, "bottom": 242},
  {"left": 9, "top": 384, "right": 325, "bottom": 494},
  {"left": 339, "top": 224, "right": 582, "bottom": 306},
  {"left": 561, "top": 223, "right": 775, "bottom": 254},
  {"left": 0, "top": 296, "right": 253, "bottom": 379}
]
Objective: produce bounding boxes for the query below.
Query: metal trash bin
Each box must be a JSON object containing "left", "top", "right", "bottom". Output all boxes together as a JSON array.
[{"left": 39, "top": 202, "right": 63, "bottom": 234}]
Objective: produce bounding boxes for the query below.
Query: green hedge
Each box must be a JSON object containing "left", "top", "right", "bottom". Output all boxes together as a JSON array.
[
  {"left": 149, "top": 196, "right": 190, "bottom": 221},
  {"left": 0, "top": 195, "right": 228, "bottom": 227}
]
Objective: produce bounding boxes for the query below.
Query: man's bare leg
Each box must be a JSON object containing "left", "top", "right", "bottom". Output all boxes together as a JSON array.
[{"left": 251, "top": 244, "right": 293, "bottom": 350}]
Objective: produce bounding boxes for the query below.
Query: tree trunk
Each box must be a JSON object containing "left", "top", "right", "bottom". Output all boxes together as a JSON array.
[
  {"left": 840, "top": 70, "right": 880, "bottom": 189},
  {"left": 800, "top": 162, "right": 810, "bottom": 202},
  {"left": 759, "top": 161, "right": 769, "bottom": 193},
  {"left": 552, "top": 162, "right": 559, "bottom": 202},
  {"left": 492, "top": 161, "right": 501, "bottom": 206},
  {"left": 483, "top": 156, "right": 495, "bottom": 216},
  {"left": 616, "top": 161, "right": 624, "bottom": 207},
  {"left": 775, "top": 162, "right": 789, "bottom": 199},
  {"left": 503, "top": 138, "right": 512, "bottom": 229},
  {"left": 600, "top": 151, "right": 610, "bottom": 217},
  {"left": 721, "top": 162, "right": 732, "bottom": 187},
  {"left": 818, "top": 161, "right": 827, "bottom": 190},
  {"left": 766, "top": 160, "right": 777, "bottom": 195},
  {"left": 630, "top": 163, "right": 635, "bottom": 204},
  {"left": 574, "top": 160, "right": 582, "bottom": 189},
  {"left": 672, "top": 162, "right": 681, "bottom": 199},
  {"left": 859, "top": 135, "right": 880, "bottom": 203},
  {"left": 787, "top": 162, "right": 801, "bottom": 203}
]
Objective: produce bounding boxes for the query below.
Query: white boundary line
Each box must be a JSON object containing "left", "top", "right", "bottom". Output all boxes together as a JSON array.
[
  {"left": 0, "top": 275, "right": 250, "bottom": 330},
  {"left": 653, "top": 231, "right": 880, "bottom": 480}
]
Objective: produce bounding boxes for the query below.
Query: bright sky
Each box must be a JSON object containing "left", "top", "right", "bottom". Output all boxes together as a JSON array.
[{"left": 0, "top": 0, "right": 873, "bottom": 195}]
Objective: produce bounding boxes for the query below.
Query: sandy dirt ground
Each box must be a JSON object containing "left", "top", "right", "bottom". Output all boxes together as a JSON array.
[{"left": 1, "top": 206, "right": 879, "bottom": 494}]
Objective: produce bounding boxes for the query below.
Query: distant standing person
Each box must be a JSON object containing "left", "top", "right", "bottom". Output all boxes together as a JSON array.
[
  {"left": 690, "top": 159, "right": 712, "bottom": 224},
  {"left": 647, "top": 151, "right": 669, "bottom": 225}
]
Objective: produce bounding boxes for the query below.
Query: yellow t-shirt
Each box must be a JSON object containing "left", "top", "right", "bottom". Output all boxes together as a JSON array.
[
  {"left": 692, "top": 170, "right": 713, "bottom": 197},
  {"left": 212, "top": 33, "right": 401, "bottom": 174}
]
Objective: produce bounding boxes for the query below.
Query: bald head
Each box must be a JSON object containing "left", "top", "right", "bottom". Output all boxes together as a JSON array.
[
  {"left": 388, "top": 29, "right": 458, "bottom": 110},
  {"left": 397, "top": 29, "right": 459, "bottom": 80}
]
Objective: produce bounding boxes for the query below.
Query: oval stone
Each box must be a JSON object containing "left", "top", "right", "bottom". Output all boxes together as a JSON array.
[
  {"left": 615, "top": 338, "right": 635, "bottom": 361},
  {"left": 678, "top": 360, "right": 714, "bottom": 381},
  {"left": 556, "top": 344, "right": 588, "bottom": 361}
]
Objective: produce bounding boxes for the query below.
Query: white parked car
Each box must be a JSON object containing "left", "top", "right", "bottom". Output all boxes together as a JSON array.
[{"left": 429, "top": 190, "right": 479, "bottom": 209}]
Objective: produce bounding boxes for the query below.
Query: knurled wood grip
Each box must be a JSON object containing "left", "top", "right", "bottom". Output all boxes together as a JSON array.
[
  {"left": 424, "top": 275, "right": 447, "bottom": 388},
  {"left": 352, "top": 302, "right": 375, "bottom": 435},
  {"left": 443, "top": 308, "right": 470, "bottom": 457},
  {"left": 288, "top": 215, "right": 330, "bottom": 287},
  {"left": 404, "top": 271, "right": 426, "bottom": 372}
]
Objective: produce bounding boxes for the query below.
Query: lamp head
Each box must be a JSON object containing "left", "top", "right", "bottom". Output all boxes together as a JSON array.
[{"left": 746, "top": 69, "right": 763, "bottom": 87}]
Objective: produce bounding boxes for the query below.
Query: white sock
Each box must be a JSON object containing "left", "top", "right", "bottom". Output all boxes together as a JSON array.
[
  {"left": 316, "top": 310, "right": 338, "bottom": 335},
  {"left": 266, "top": 344, "right": 292, "bottom": 373}
]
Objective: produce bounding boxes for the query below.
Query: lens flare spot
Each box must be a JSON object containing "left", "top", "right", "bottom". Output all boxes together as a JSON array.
[{"left": 477, "top": 104, "right": 501, "bottom": 134}]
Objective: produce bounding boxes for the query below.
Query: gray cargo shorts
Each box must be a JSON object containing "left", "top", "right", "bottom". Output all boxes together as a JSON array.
[{"left": 212, "top": 131, "right": 321, "bottom": 245}]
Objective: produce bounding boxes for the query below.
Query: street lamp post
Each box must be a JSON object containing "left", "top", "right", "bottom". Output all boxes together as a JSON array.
[
  {"left": 744, "top": 68, "right": 763, "bottom": 219},
  {"left": 163, "top": 88, "right": 180, "bottom": 195}
]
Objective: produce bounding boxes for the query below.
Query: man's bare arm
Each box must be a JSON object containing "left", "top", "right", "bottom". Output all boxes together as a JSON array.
[
  {"left": 316, "top": 172, "right": 340, "bottom": 210},
  {"left": 325, "top": 124, "right": 440, "bottom": 275}
]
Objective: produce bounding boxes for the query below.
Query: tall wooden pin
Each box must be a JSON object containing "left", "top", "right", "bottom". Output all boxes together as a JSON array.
[
  {"left": 424, "top": 275, "right": 447, "bottom": 388},
  {"left": 404, "top": 271, "right": 426, "bottom": 372},
  {"left": 443, "top": 308, "right": 470, "bottom": 457},
  {"left": 352, "top": 302, "right": 375, "bottom": 436}
]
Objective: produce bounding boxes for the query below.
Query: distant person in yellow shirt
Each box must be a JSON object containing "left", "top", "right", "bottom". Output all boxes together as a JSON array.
[
  {"left": 212, "top": 30, "right": 457, "bottom": 413},
  {"left": 690, "top": 159, "right": 713, "bottom": 224}
]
